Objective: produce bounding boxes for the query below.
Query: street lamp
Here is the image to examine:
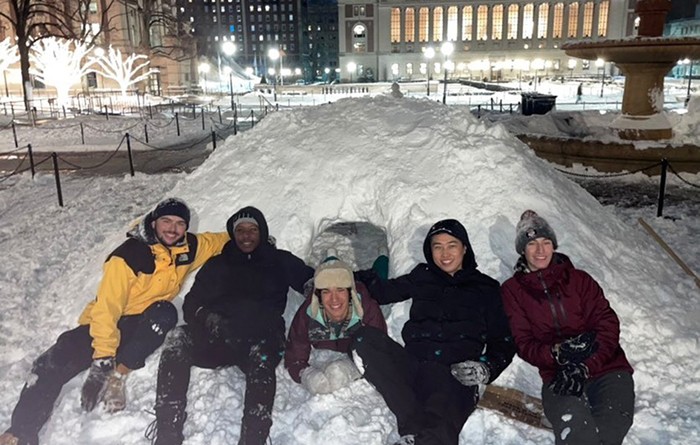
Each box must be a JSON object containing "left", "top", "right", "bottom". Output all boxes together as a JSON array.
[
  {"left": 424, "top": 47, "right": 435, "bottom": 96},
  {"left": 595, "top": 58, "right": 605, "bottom": 98},
  {"left": 347, "top": 61, "right": 357, "bottom": 83},
  {"left": 532, "top": 58, "right": 545, "bottom": 92},
  {"left": 440, "top": 41, "right": 454, "bottom": 104},
  {"left": 198, "top": 62, "right": 210, "bottom": 95}
]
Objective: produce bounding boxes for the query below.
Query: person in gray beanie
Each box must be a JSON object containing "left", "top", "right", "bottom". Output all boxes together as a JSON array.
[{"left": 501, "top": 210, "right": 634, "bottom": 445}]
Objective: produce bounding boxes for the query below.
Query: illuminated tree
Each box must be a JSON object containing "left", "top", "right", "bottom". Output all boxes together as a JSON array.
[
  {"left": 29, "top": 37, "right": 94, "bottom": 106},
  {"left": 0, "top": 0, "right": 116, "bottom": 109},
  {"left": 0, "top": 38, "right": 20, "bottom": 73},
  {"left": 92, "top": 46, "right": 156, "bottom": 97}
]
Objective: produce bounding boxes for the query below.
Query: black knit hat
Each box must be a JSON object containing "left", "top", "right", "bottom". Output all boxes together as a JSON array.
[
  {"left": 150, "top": 198, "right": 191, "bottom": 229},
  {"left": 515, "top": 210, "right": 558, "bottom": 254}
]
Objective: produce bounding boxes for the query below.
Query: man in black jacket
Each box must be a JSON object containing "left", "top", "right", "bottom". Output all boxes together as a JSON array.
[
  {"left": 148, "top": 206, "right": 313, "bottom": 445},
  {"left": 352, "top": 219, "right": 516, "bottom": 445}
]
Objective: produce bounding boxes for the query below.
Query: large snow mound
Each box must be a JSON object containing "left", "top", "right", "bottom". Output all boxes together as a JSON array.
[{"left": 1, "top": 95, "right": 697, "bottom": 444}]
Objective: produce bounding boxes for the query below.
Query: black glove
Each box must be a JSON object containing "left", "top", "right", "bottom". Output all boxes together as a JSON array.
[
  {"left": 553, "top": 331, "right": 598, "bottom": 365},
  {"left": 81, "top": 357, "right": 115, "bottom": 411},
  {"left": 203, "top": 312, "right": 235, "bottom": 341},
  {"left": 353, "top": 269, "right": 379, "bottom": 288},
  {"left": 548, "top": 362, "right": 589, "bottom": 397}
]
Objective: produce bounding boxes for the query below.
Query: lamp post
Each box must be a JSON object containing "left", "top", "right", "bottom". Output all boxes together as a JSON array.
[
  {"left": 268, "top": 67, "right": 277, "bottom": 102},
  {"left": 222, "top": 42, "right": 236, "bottom": 108},
  {"left": 347, "top": 61, "right": 356, "bottom": 83},
  {"left": 441, "top": 42, "right": 454, "bottom": 105},
  {"left": 595, "top": 58, "right": 605, "bottom": 98},
  {"left": 424, "top": 47, "right": 435, "bottom": 96},
  {"left": 680, "top": 58, "right": 693, "bottom": 106},
  {"left": 198, "top": 62, "right": 210, "bottom": 95},
  {"left": 268, "top": 48, "right": 280, "bottom": 96}
]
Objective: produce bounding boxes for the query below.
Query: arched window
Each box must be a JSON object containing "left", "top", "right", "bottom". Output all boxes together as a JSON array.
[
  {"left": 352, "top": 24, "right": 367, "bottom": 52},
  {"left": 553, "top": 3, "right": 564, "bottom": 38},
  {"left": 433, "top": 7, "right": 443, "bottom": 41},
  {"left": 582, "top": 1, "right": 594, "bottom": 37},
  {"left": 405, "top": 8, "right": 415, "bottom": 42},
  {"left": 419, "top": 7, "right": 429, "bottom": 42},
  {"left": 597, "top": 1, "right": 609, "bottom": 37},
  {"left": 477, "top": 5, "right": 488, "bottom": 40},
  {"left": 447, "top": 6, "right": 458, "bottom": 41},
  {"left": 537, "top": 3, "right": 549, "bottom": 38},
  {"left": 391, "top": 8, "right": 401, "bottom": 43},
  {"left": 568, "top": 2, "right": 579, "bottom": 38},
  {"left": 462, "top": 6, "right": 473, "bottom": 41},
  {"left": 522, "top": 3, "right": 534, "bottom": 39},
  {"left": 507, "top": 4, "right": 518, "bottom": 39},
  {"left": 492, "top": 5, "right": 504, "bottom": 40}
]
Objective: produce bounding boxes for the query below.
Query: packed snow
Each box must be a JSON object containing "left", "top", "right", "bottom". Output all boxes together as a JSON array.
[{"left": 1, "top": 89, "right": 699, "bottom": 445}]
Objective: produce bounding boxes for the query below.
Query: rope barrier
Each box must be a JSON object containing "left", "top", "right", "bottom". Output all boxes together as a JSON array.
[
  {"left": 54, "top": 135, "right": 126, "bottom": 170},
  {"left": 130, "top": 133, "right": 212, "bottom": 152},
  {"left": 0, "top": 152, "right": 27, "bottom": 182},
  {"left": 667, "top": 163, "right": 700, "bottom": 189},
  {"left": 0, "top": 146, "right": 27, "bottom": 156},
  {"left": 554, "top": 161, "right": 663, "bottom": 178}
]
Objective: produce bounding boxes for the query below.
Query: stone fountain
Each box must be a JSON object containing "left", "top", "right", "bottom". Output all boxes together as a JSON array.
[{"left": 562, "top": 0, "right": 700, "bottom": 140}]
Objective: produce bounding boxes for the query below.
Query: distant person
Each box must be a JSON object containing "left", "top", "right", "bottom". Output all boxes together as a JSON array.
[
  {"left": 501, "top": 210, "right": 634, "bottom": 445},
  {"left": 285, "top": 256, "right": 387, "bottom": 394},
  {"left": 147, "top": 206, "right": 313, "bottom": 445},
  {"left": 576, "top": 83, "right": 583, "bottom": 103},
  {"left": 0, "top": 198, "right": 229, "bottom": 445},
  {"left": 352, "top": 219, "right": 516, "bottom": 445}
]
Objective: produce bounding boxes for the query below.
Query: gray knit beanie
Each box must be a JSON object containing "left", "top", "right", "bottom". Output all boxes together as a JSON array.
[{"left": 515, "top": 210, "right": 558, "bottom": 254}]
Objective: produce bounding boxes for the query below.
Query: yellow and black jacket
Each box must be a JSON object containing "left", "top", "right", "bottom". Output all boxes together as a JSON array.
[{"left": 78, "top": 222, "right": 228, "bottom": 359}]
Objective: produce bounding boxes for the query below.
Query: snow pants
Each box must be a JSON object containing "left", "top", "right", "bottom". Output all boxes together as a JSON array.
[
  {"left": 154, "top": 325, "right": 285, "bottom": 445},
  {"left": 5, "top": 301, "right": 178, "bottom": 445},
  {"left": 351, "top": 326, "right": 478, "bottom": 445},
  {"left": 542, "top": 371, "right": 635, "bottom": 445}
]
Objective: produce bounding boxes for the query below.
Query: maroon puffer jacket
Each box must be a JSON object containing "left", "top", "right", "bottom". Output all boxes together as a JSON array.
[
  {"left": 501, "top": 253, "right": 633, "bottom": 383},
  {"left": 284, "top": 281, "right": 387, "bottom": 383}
]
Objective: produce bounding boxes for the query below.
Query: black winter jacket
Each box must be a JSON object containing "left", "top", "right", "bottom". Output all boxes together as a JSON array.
[
  {"left": 357, "top": 222, "right": 515, "bottom": 383},
  {"left": 183, "top": 210, "right": 313, "bottom": 341}
]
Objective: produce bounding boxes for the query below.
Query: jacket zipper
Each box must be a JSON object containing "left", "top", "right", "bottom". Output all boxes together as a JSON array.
[{"left": 538, "top": 272, "right": 562, "bottom": 338}]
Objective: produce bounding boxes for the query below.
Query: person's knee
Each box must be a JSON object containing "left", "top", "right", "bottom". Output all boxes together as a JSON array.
[
  {"left": 145, "top": 301, "right": 178, "bottom": 334},
  {"left": 351, "top": 325, "right": 383, "bottom": 353}
]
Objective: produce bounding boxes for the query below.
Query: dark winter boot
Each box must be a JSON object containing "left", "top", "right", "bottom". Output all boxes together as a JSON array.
[{"left": 145, "top": 401, "right": 187, "bottom": 445}]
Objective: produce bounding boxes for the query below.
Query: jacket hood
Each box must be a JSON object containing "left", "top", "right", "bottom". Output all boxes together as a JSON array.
[
  {"left": 226, "top": 206, "right": 270, "bottom": 241},
  {"left": 422, "top": 218, "right": 478, "bottom": 273}
]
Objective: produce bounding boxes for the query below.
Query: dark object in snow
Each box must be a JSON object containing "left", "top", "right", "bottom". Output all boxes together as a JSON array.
[{"left": 477, "top": 385, "right": 552, "bottom": 430}]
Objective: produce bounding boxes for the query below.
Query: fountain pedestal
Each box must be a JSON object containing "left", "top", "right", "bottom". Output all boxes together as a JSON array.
[{"left": 562, "top": 0, "right": 700, "bottom": 141}]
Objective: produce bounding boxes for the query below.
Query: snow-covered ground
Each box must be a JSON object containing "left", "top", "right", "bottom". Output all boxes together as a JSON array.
[{"left": 0, "top": 82, "right": 699, "bottom": 445}]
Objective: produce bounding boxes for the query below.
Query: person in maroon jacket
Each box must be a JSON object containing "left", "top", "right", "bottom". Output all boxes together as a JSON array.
[
  {"left": 501, "top": 210, "right": 634, "bottom": 445},
  {"left": 285, "top": 256, "right": 387, "bottom": 394}
]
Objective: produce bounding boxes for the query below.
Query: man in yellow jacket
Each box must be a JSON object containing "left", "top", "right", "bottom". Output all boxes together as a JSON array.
[{"left": 0, "top": 198, "right": 228, "bottom": 445}]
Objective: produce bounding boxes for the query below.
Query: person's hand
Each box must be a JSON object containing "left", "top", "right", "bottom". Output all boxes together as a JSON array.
[
  {"left": 324, "top": 358, "right": 361, "bottom": 392},
  {"left": 81, "top": 357, "right": 115, "bottom": 411},
  {"left": 553, "top": 332, "right": 598, "bottom": 364},
  {"left": 300, "top": 367, "right": 332, "bottom": 395},
  {"left": 548, "top": 362, "right": 589, "bottom": 397},
  {"left": 450, "top": 360, "right": 490, "bottom": 386},
  {"left": 204, "top": 312, "right": 234, "bottom": 340}
]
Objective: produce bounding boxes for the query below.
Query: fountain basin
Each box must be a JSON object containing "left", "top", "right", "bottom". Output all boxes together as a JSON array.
[
  {"left": 563, "top": 38, "right": 700, "bottom": 140},
  {"left": 563, "top": 37, "right": 700, "bottom": 64}
]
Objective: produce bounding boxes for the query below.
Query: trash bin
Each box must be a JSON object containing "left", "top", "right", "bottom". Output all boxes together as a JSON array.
[{"left": 520, "top": 93, "right": 557, "bottom": 116}]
